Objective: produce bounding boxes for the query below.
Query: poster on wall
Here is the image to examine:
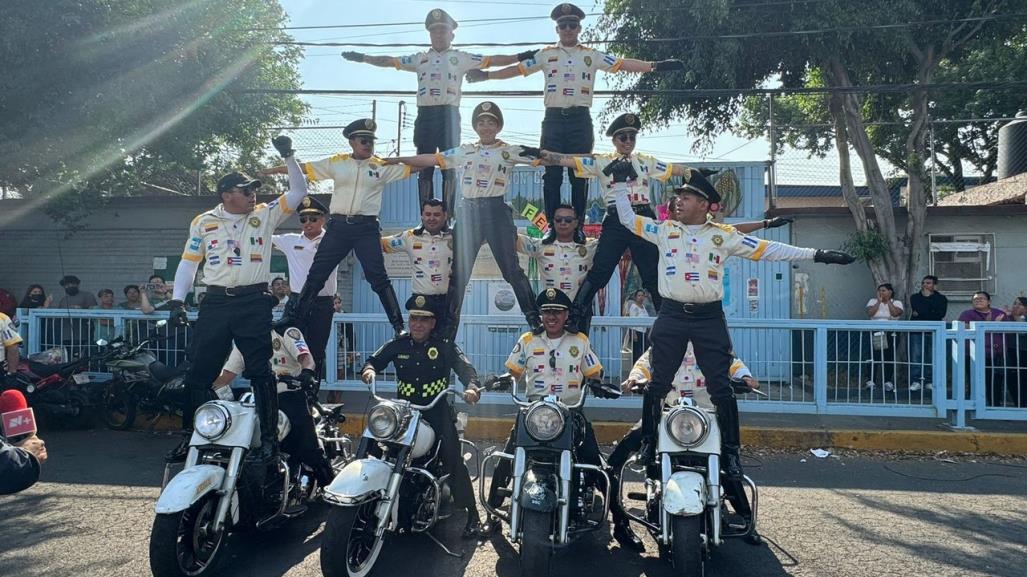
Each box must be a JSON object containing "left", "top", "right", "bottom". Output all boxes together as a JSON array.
[{"left": 488, "top": 282, "right": 519, "bottom": 315}]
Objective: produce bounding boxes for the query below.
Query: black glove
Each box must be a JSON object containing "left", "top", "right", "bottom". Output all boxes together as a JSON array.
[
  {"left": 764, "top": 217, "right": 793, "bottom": 229},
  {"left": 602, "top": 157, "right": 637, "bottom": 183},
  {"left": 466, "top": 69, "right": 488, "bottom": 83},
  {"left": 518, "top": 145, "right": 542, "bottom": 159},
  {"left": 341, "top": 51, "right": 364, "bottom": 62},
  {"left": 652, "top": 59, "right": 685, "bottom": 72},
  {"left": 272, "top": 135, "right": 295, "bottom": 159},
  {"left": 814, "top": 249, "right": 856, "bottom": 265},
  {"left": 516, "top": 50, "right": 536, "bottom": 62},
  {"left": 168, "top": 300, "right": 188, "bottom": 327},
  {"left": 299, "top": 368, "right": 318, "bottom": 391}
]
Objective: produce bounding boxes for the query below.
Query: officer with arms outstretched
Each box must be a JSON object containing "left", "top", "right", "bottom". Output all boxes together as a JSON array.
[{"left": 360, "top": 295, "right": 485, "bottom": 538}]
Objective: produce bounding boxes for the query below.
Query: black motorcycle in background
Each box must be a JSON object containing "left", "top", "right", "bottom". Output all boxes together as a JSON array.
[{"left": 3, "top": 347, "right": 103, "bottom": 429}]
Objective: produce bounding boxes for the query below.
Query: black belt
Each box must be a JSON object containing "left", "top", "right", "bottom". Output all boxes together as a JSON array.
[
  {"left": 662, "top": 298, "right": 722, "bottom": 315},
  {"left": 206, "top": 283, "right": 267, "bottom": 297},
  {"left": 545, "top": 106, "right": 590, "bottom": 117},
  {"left": 330, "top": 214, "right": 378, "bottom": 224},
  {"left": 607, "top": 204, "right": 653, "bottom": 216},
  {"left": 290, "top": 292, "right": 333, "bottom": 302}
]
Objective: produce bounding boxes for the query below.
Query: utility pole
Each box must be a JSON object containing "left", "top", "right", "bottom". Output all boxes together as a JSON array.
[
  {"left": 397, "top": 100, "right": 406, "bottom": 156},
  {"left": 371, "top": 100, "right": 377, "bottom": 125},
  {"left": 767, "top": 93, "right": 777, "bottom": 210}
]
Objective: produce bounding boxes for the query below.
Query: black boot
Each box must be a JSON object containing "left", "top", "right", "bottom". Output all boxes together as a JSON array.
[
  {"left": 275, "top": 286, "right": 316, "bottom": 332},
  {"left": 526, "top": 311, "right": 544, "bottom": 335},
  {"left": 312, "top": 454, "right": 337, "bottom": 488},
  {"left": 165, "top": 429, "right": 192, "bottom": 463},
  {"left": 462, "top": 508, "right": 484, "bottom": 539},
  {"left": 566, "top": 279, "right": 598, "bottom": 334},
  {"left": 250, "top": 377, "right": 282, "bottom": 465},
  {"left": 417, "top": 170, "right": 434, "bottom": 208},
  {"left": 612, "top": 519, "right": 645, "bottom": 552},
  {"left": 638, "top": 390, "right": 663, "bottom": 465},
  {"left": 376, "top": 286, "right": 406, "bottom": 337},
  {"left": 713, "top": 395, "right": 744, "bottom": 480}
]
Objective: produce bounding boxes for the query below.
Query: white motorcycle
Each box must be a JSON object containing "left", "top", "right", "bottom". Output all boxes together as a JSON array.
[
  {"left": 617, "top": 380, "right": 762, "bottom": 577},
  {"left": 319, "top": 378, "right": 479, "bottom": 577},
  {"left": 148, "top": 374, "right": 349, "bottom": 577}
]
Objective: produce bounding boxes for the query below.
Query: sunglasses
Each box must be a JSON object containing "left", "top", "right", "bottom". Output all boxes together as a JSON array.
[
  {"left": 355, "top": 137, "right": 374, "bottom": 146},
  {"left": 299, "top": 216, "right": 322, "bottom": 223},
  {"left": 553, "top": 216, "right": 577, "bottom": 224},
  {"left": 233, "top": 186, "right": 256, "bottom": 197},
  {"left": 616, "top": 133, "right": 637, "bottom": 143},
  {"left": 549, "top": 349, "right": 557, "bottom": 369},
  {"left": 558, "top": 21, "right": 580, "bottom": 30}
]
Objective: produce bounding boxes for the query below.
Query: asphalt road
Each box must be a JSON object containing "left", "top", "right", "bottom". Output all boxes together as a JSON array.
[{"left": 2, "top": 429, "right": 1026, "bottom": 577}]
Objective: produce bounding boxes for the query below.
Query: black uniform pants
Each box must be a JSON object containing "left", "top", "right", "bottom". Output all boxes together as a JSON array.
[
  {"left": 182, "top": 292, "right": 276, "bottom": 432},
  {"left": 421, "top": 402, "right": 476, "bottom": 512},
  {"left": 277, "top": 388, "right": 328, "bottom": 471},
  {"left": 447, "top": 198, "right": 538, "bottom": 332},
  {"left": 540, "top": 107, "right": 594, "bottom": 223},
  {"left": 582, "top": 207, "right": 663, "bottom": 311},
  {"left": 292, "top": 293, "right": 334, "bottom": 382},
  {"left": 414, "top": 105, "right": 460, "bottom": 213},
  {"left": 415, "top": 293, "right": 449, "bottom": 335}
]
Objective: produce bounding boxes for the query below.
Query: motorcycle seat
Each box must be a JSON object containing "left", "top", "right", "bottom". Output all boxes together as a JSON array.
[
  {"left": 148, "top": 360, "right": 186, "bottom": 383},
  {"left": 28, "top": 359, "right": 84, "bottom": 378}
]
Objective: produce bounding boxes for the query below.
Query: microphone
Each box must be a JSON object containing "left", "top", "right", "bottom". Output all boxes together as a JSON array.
[{"left": 1, "top": 389, "right": 37, "bottom": 441}]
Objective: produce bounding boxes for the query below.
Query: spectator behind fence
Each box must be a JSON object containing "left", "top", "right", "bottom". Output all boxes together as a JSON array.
[
  {"left": 147, "top": 275, "right": 172, "bottom": 310},
  {"left": 959, "top": 291, "right": 1007, "bottom": 406},
  {"left": 908, "top": 275, "right": 947, "bottom": 392},
  {"left": 92, "top": 289, "right": 117, "bottom": 342},
  {"left": 19, "top": 284, "right": 52, "bottom": 310},
  {"left": 1005, "top": 296, "right": 1027, "bottom": 407},
  {"left": 626, "top": 289, "right": 651, "bottom": 363},
  {"left": 0, "top": 289, "right": 15, "bottom": 318},
  {"left": 2, "top": 311, "right": 22, "bottom": 383},
  {"left": 865, "top": 283, "right": 903, "bottom": 393},
  {"left": 271, "top": 277, "right": 290, "bottom": 313},
  {"left": 50, "top": 275, "right": 97, "bottom": 349}
]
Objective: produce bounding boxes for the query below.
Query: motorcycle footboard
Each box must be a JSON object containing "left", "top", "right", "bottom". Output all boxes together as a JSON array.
[{"left": 721, "top": 474, "right": 759, "bottom": 539}]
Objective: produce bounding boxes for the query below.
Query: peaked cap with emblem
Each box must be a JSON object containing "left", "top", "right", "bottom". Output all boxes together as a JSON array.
[
  {"left": 425, "top": 8, "right": 458, "bottom": 30},
  {"left": 606, "top": 112, "right": 642, "bottom": 137},
  {"left": 216, "top": 171, "right": 262, "bottom": 194},
  {"left": 471, "top": 101, "right": 504, "bottom": 130},
  {"left": 343, "top": 118, "right": 378, "bottom": 140},
  {"left": 674, "top": 170, "right": 721, "bottom": 204},
  {"left": 406, "top": 294, "right": 435, "bottom": 317},
  {"left": 551, "top": 3, "right": 586, "bottom": 23},
  {"left": 298, "top": 196, "right": 329, "bottom": 216},
  {"left": 536, "top": 287, "right": 572, "bottom": 311}
]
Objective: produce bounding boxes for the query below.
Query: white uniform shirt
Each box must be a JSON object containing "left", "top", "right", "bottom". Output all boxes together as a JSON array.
[
  {"left": 518, "top": 45, "right": 624, "bottom": 109},
  {"left": 271, "top": 231, "right": 337, "bottom": 298},
  {"left": 516, "top": 235, "right": 597, "bottom": 299},
  {"left": 393, "top": 49, "right": 492, "bottom": 107},
  {"left": 629, "top": 346, "right": 751, "bottom": 409},
  {"left": 181, "top": 196, "right": 296, "bottom": 288},
  {"left": 505, "top": 331, "right": 602, "bottom": 405},
  {"left": 304, "top": 155, "right": 411, "bottom": 216},
  {"left": 1, "top": 312, "right": 22, "bottom": 350},
  {"left": 436, "top": 140, "right": 532, "bottom": 199},
  {"left": 223, "top": 328, "right": 311, "bottom": 392},
  {"left": 573, "top": 153, "right": 675, "bottom": 206},
  {"left": 382, "top": 227, "right": 454, "bottom": 296}
]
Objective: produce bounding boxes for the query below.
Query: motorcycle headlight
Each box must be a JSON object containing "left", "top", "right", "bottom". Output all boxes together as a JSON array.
[
  {"left": 194, "top": 403, "right": 231, "bottom": 440},
  {"left": 368, "top": 404, "right": 401, "bottom": 440},
  {"left": 665, "top": 406, "right": 709, "bottom": 448},
  {"left": 525, "top": 402, "right": 565, "bottom": 442}
]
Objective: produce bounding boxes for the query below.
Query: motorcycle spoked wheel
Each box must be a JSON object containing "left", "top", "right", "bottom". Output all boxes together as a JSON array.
[
  {"left": 321, "top": 501, "right": 387, "bottom": 577},
  {"left": 519, "top": 509, "right": 554, "bottom": 577},
  {"left": 670, "top": 515, "right": 706, "bottom": 577},
  {"left": 149, "top": 493, "right": 226, "bottom": 577},
  {"left": 103, "top": 381, "right": 137, "bottom": 430}
]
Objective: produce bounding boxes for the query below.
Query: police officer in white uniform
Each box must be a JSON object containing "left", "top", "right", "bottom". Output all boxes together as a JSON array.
[
  {"left": 167, "top": 137, "right": 306, "bottom": 479},
  {"left": 385, "top": 101, "right": 543, "bottom": 337},
  {"left": 381, "top": 198, "right": 453, "bottom": 334},
  {"left": 271, "top": 196, "right": 336, "bottom": 381},
  {"left": 270, "top": 119, "right": 411, "bottom": 336},
  {"left": 341, "top": 9, "right": 527, "bottom": 212},
  {"left": 613, "top": 170, "right": 855, "bottom": 479},
  {"left": 467, "top": 3, "right": 684, "bottom": 244}
]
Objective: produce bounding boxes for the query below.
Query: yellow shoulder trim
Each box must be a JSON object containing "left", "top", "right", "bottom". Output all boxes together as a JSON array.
[
  {"left": 329, "top": 153, "right": 351, "bottom": 163},
  {"left": 181, "top": 253, "right": 203, "bottom": 262},
  {"left": 710, "top": 222, "right": 737, "bottom": 234},
  {"left": 519, "top": 331, "right": 533, "bottom": 342}
]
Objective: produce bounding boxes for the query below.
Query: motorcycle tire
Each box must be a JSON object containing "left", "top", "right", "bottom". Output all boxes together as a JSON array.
[
  {"left": 103, "top": 382, "right": 137, "bottom": 430},
  {"left": 149, "top": 493, "right": 226, "bottom": 577},
  {"left": 321, "top": 501, "right": 387, "bottom": 577},
  {"left": 519, "top": 509, "right": 554, "bottom": 577},
  {"left": 65, "top": 389, "right": 96, "bottom": 429},
  {"left": 670, "top": 515, "right": 705, "bottom": 577}
]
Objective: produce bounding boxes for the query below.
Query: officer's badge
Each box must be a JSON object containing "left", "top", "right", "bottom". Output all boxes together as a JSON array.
[
  {"left": 302, "top": 197, "right": 312, "bottom": 208},
  {"left": 415, "top": 295, "right": 426, "bottom": 307},
  {"left": 712, "top": 235, "right": 723, "bottom": 246},
  {"left": 249, "top": 217, "right": 261, "bottom": 228},
  {"left": 546, "top": 288, "right": 556, "bottom": 299},
  {"left": 584, "top": 56, "right": 592, "bottom": 67},
  {"left": 502, "top": 151, "right": 510, "bottom": 160},
  {"left": 626, "top": 114, "right": 636, "bottom": 125},
  {"left": 431, "top": 8, "right": 442, "bottom": 20},
  {"left": 285, "top": 328, "right": 303, "bottom": 340},
  {"left": 482, "top": 102, "right": 492, "bottom": 111},
  {"left": 364, "top": 119, "right": 376, "bottom": 131},
  {"left": 561, "top": 3, "right": 572, "bottom": 14},
  {"left": 427, "top": 347, "right": 439, "bottom": 360},
  {"left": 450, "top": 56, "right": 459, "bottom": 65},
  {"left": 273, "top": 338, "right": 282, "bottom": 351},
  {"left": 577, "top": 246, "right": 587, "bottom": 257},
  {"left": 569, "top": 346, "right": 579, "bottom": 358}
]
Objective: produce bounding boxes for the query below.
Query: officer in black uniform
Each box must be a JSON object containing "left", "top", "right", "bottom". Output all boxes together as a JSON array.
[{"left": 361, "top": 295, "right": 485, "bottom": 537}]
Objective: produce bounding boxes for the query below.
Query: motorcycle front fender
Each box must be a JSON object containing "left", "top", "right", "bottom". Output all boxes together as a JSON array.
[
  {"left": 518, "top": 469, "right": 559, "bottom": 513},
  {"left": 663, "top": 470, "right": 707, "bottom": 516},
  {"left": 323, "top": 458, "right": 392, "bottom": 506},
  {"left": 156, "top": 465, "right": 226, "bottom": 514}
]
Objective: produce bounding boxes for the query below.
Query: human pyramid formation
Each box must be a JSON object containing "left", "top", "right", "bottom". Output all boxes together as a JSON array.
[{"left": 162, "top": 3, "right": 857, "bottom": 544}]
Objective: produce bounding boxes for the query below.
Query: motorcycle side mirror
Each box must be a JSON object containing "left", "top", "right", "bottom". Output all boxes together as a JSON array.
[
  {"left": 155, "top": 319, "right": 168, "bottom": 328},
  {"left": 96, "top": 339, "right": 108, "bottom": 347},
  {"left": 483, "top": 373, "right": 513, "bottom": 391}
]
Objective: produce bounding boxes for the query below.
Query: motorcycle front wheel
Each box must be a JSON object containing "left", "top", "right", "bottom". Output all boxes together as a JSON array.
[
  {"left": 671, "top": 515, "right": 705, "bottom": 577},
  {"left": 149, "top": 493, "right": 226, "bottom": 577},
  {"left": 321, "top": 501, "right": 386, "bottom": 577},
  {"left": 519, "top": 509, "right": 554, "bottom": 577},
  {"left": 103, "top": 381, "right": 137, "bottom": 430}
]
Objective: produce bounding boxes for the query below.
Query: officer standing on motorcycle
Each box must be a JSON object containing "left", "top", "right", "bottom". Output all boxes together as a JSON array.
[
  {"left": 485, "top": 288, "right": 604, "bottom": 521},
  {"left": 360, "top": 295, "right": 485, "bottom": 538},
  {"left": 166, "top": 137, "right": 306, "bottom": 498},
  {"left": 212, "top": 326, "right": 335, "bottom": 492},
  {"left": 611, "top": 170, "right": 855, "bottom": 482}
]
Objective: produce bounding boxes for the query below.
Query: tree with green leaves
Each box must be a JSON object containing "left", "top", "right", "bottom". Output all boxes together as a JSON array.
[
  {"left": 596, "top": 0, "right": 1024, "bottom": 299},
  {"left": 0, "top": 0, "right": 306, "bottom": 228}
]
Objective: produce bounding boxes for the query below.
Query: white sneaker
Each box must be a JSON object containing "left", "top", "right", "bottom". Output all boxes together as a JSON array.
[
  {"left": 925, "top": 382, "right": 933, "bottom": 391},
  {"left": 884, "top": 382, "right": 895, "bottom": 392},
  {"left": 865, "top": 380, "right": 876, "bottom": 390},
  {"left": 909, "top": 380, "right": 923, "bottom": 392}
]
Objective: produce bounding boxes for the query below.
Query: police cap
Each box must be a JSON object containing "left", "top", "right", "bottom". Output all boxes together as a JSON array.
[
  {"left": 216, "top": 172, "right": 262, "bottom": 194},
  {"left": 551, "top": 3, "right": 586, "bottom": 23},
  {"left": 536, "top": 288, "right": 572, "bottom": 311},
  {"left": 673, "top": 169, "right": 721, "bottom": 204},
  {"left": 343, "top": 118, "right": 378, "bottom": 140},
  {"left": 298, "top": 196, "right": 329, "bottom": 216},
  {"left": 425, "top": 8, "right": 457, "bottom": 30},
  {"left": 406, "top": 294, "right": 435, "bottom": 317},
  {"left": 606, "top": 112, "right": 642, "bottom": 137},
  {"left": 471, "top": 101, "right": 504, "bottom": 129}
]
